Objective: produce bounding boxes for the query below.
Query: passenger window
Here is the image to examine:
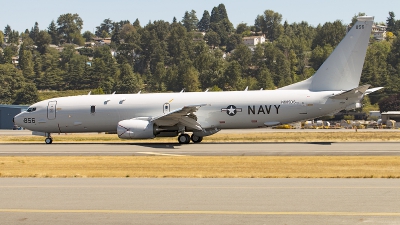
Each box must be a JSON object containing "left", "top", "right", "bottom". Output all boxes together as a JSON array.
[{"left": 91, "top": 106, "right": 96, "bottom": 114}]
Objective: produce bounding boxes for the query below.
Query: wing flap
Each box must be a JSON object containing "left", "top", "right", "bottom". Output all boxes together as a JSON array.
[{"left": 151, "top": 104, "right": 207, "bottom": 129}]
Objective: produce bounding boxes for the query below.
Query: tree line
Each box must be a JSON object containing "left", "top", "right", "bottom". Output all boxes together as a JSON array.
[{"left": 1, "top": 5, "right": 400, "bottom": 110}]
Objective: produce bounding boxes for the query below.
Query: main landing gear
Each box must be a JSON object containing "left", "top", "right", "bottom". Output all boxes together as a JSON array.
[
  {"left": 45, "top": 133, "right": 53, "bottom": 144},
  {"left": 178, "top": 134, "right": 203, "bottom": 144}
]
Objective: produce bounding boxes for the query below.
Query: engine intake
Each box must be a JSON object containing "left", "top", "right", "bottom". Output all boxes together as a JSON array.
[{"left": 117, "top": 119, "right": 156, "bottom": 139}]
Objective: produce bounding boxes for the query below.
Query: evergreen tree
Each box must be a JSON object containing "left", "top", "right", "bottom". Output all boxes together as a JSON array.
[
  {"left": 0, "top": 64, "right": 25, "bottom": 104},
  {"left": 35, "top": 30, "right": 52, "bottom": 54},
  {"left": 217, "top": 4, "right": 229, "bottom": 21},
  {"left": 0, "top": 31, "right": 3, "bottom": 46},
  {"left": 117, "top": 63, "right": 142, "bottom": 93},
  {"left": 210, "top": 7, "right": 220, "bottom": 24},
  {"left": 20, "top": 50, "right": 35, "bottom": 79},
  {"left": 223, "top": 60, "right": 242, "bottom": 90},
  {"left": 378, "top": 93, "right": 400, "bottom": 112},
  {"left": 1, "top": 46, "right": 16, "bottom": 64},
  {"left": 189, "top": 10, "right": 199, "bottom": 31},
  {"left": 204, "top": 30, "right": 220, "bottom": 48},
  {"left": 29, "top": 22, "right": 40, "bottom": 42},
  {"left": 37, "top": 48, "right": 63, "bottom": 90},
  {"left": 82, "top": 30, "right": 95, "bottom": 42},
  {"left": 182, "top": 10, "right": 198, "bottom": 32},
  {"left": 387, "top": 11, "right": 396, "bottom": 32},
  {"left": 13, "top": 83, "right": 39, "bottom": 105},
  {"left": 256, "top": 10, "right": 283, "bottom": 41},
  {"left": 226, "top": 34, "right": 243, "bottom": 52},
  {"left": 362, "top": 41, "right": 391, "bottom": 88},
  {"left": 309, "top": 44, "right": 333, "bottom": 70},
  {"left": 4, "top": 25, "right": 11, "bottom": 36},
  {"left": 47, "top": 20, "right": 59, "bottom": 45},
  {"left": 229, "top": 44, "right": 252, "bottom": 71},
  {"left": 182, "top": 11, "right": 192, "bottom": 32},
  {"left": 312, "top": 20, "right": 345, "bottom": 49},
  {"left": 177, "top": 59, "right": 200, "bottom": 92},
  {"left": 64, "top": 54, "right": 88, "bottom": 90},
  {"left": 133, "top": 18, "right": 141, "bottom": 28},
  {"left": 257, "top": 66, "right": 275, "bottom": 90},
  {"left": 95, "top": 18, "right": 113, "bottom": 37},
  {"left": 8, "top": 30, "right": 19, "bottom": 44},
  {"left": 33, "top": 53, "right": 43, "bottom": 85},
  {"left": 197, "top": 10, "right": 210, "bottom": 32}
]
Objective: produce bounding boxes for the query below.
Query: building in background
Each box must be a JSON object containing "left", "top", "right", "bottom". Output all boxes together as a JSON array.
[{"left": 0, "top": 105, "right": 28, "bottom": 129}]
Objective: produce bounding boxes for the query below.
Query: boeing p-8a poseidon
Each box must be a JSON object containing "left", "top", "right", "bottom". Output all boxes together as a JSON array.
[{"left": 14, "top": 16, "right": 382, "bottom": 144}]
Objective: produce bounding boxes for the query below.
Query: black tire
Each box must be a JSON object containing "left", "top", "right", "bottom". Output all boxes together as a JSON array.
[
  {"left": 45, "top": 138, "right": 53, "bottom": 144},
  {"left": 191, "top": 135, "right": 203, "bottom": 143},
  {"left": 178, "top": 134, "right": 190, "bottom": 144}
]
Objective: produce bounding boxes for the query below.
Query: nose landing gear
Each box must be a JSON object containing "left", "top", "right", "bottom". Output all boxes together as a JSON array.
[{"left": 45, "top": 133, "right": 53, "bottom": 144}]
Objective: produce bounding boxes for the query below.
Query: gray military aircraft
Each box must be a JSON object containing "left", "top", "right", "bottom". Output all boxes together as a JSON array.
[{"left": 14, "top": 16, "right": 381, "bottom": 144}]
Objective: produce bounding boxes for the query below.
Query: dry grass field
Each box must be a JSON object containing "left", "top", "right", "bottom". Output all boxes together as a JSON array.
[
  {"left": 1, "top": 131, "right": 399, "bottom": 178},
  {"left": 0, "top": 156, "right": 399, "bottom": 178},
  {"left": 1, "top": 131, "right": 400, "bottom": 143}
]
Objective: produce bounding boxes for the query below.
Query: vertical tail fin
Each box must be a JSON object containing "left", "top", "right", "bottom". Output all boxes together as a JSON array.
[{"left": 280, "top": 16, "right": 374, "bottom": 91}]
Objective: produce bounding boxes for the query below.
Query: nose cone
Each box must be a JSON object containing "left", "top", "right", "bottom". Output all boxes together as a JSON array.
[{"left": 14, "top": 113, "right": 24, "bottom": 127}]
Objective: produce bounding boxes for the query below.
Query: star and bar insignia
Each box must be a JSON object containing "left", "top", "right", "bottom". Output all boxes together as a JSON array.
[{"left": 221, "top": 105, "right": 242, "bottom": 116}]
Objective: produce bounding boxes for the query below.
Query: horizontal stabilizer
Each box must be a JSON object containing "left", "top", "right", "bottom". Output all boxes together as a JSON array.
[
  {"left": 329, "top": 84, "right": 370, "bottom": 100},
  {"left": 365, "top": 87, "right": 384, "bottom": 95}
]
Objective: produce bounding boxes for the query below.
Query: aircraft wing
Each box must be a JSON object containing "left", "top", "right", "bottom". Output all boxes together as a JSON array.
[
  {"left": 329, "top": 84, "right": 370, "bottom": 100},
  {"left": 150, "top": 104, "right": 207, "bottom": 130}
]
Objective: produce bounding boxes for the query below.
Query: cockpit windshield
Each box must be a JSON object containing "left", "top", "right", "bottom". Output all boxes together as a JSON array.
[{"left": 26, "top": 107, "right": 37, "bottom": 112}]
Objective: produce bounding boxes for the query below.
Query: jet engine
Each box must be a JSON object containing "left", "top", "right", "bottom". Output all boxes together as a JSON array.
[{"left": 117, "top": 119, "right": 156, "bottom": 139}]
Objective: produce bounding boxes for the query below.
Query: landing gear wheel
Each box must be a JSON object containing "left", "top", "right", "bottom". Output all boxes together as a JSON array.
[
  {"left": 45, "top": 138, "right": 53, "bottom": 144},
  {"left": 178, "top": 134, "right": 190, "bottom": 144},
  {"left": 191, "top": 135, "right": 203, "bottom": 143}
]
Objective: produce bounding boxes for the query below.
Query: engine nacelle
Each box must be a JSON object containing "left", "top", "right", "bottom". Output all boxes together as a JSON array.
[{"left": 117, "top": 119, "right": 156, "bottom": 139}]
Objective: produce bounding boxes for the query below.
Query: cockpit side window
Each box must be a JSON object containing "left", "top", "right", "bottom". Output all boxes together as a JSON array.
[{"left": 26, "top": 107, "right": 37, "bottom": 112}]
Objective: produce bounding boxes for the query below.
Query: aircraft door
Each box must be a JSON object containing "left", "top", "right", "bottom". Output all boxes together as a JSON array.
[
  {"left": 163, "top": 103, "right": 170, "bottom": 114},
  {"left": 299, "top": 100, "right": 307, "bottom": 115},
  {"left": 47, "top": 101, "right": 57, "bottom": 120}
]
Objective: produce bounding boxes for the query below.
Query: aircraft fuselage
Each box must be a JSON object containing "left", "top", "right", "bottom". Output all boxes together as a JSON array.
[{"left": 15, "top": 90, "right": 353, "bottom": 134}]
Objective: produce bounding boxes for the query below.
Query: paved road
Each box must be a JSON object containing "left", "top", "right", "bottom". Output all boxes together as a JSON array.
[
  {"left": 2, "top": 128, "right": 400, "bottom": 136},
  {"left": 1, "top": 142, "right": 400, "bottom": 156},
  {"left": 0, "top": 178, "right": 399, "bottom": 225}
]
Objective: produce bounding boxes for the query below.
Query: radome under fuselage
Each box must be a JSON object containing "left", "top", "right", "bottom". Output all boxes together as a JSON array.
[{"left": 15, "top": 89, "right": 354, "bottom": 134}]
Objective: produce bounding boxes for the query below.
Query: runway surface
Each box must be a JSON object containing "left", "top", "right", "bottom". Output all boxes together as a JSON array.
[
  {"left": 0, "top": 178, "right": 399, "bottom": 225},
  {"left": 1, "top": 142, "right": 400, "bottom": 156},
  {"left": 2, "top": 128, "right": 400, "bottom": 136}
]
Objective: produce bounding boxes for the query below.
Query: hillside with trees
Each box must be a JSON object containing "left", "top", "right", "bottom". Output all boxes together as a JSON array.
[{"left": 0, "top": 4, "right": 399, "bottom": 110}]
